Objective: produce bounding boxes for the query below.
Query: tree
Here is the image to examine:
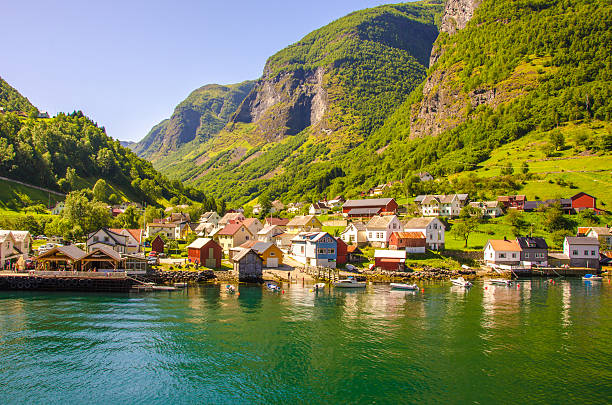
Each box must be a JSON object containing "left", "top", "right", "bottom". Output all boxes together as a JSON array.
[
  {"left": 144, "top": 206, "right": 164, "bottom": 225},
  {"left": 451, "top": 219, "right": 479, "bottom": 248},
  {"left": 92, "top": 179, "right": 110, "bottom": 202},
  {"left": 506, "top": 210, "right": 529, "bottom": 236},
  {"left": 521, "top": 161, "right": 529, "bottom": 175},
  {"left": 114, "top": 206, "right": 142, "bottom": 229},
  {"left": 258, "top": 193, "right": 271, "bottom": 218},
  {"left": 549, "top": 129, "right": 565, "bottom": 151},
  {"left": 542, "top": 203, "right": 573, "bottom": 232}
]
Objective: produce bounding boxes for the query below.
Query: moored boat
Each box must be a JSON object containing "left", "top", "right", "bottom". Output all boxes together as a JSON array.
[
  {"left": 333, "top": 278, "right": 366, "bottom": 288},
  {"left": 390, "top": 283, "right": 419, "bottom": 290},
  {"left": 450, "top": 277, "right": 472, "bottom": 287},
  {"left": 266, "top": 282, "right": 281, "bottom": 291},
  {"left": 489, "top": 279, "right": 513, "bottom": 286},
  {"left": 582, "top": 274, "right": 603, "bottom": 281},
  {"left": 226, "top": 284, "right": 236, "bottom": 293},
  {"left": 174, "top": 282, "right": 188, "bottom": 288}
]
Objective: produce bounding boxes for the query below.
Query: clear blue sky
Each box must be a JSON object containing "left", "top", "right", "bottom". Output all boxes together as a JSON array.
[{"left": 1, "top": 0, "right": 402, "bottom": 142}]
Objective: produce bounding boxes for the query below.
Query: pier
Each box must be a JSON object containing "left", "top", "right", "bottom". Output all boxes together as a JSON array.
[{"left": 0, "top": 271, "right": 137, "bottom": 292}]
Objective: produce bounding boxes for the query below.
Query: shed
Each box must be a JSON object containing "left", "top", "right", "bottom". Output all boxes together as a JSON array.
[
  {"left": 346, "top": 245, "right": 364, "bottom": 263},
  {"left": 336, "top": 237, "right": 347, "bottom": 265},
  {"left": 233, "top": 248, "right": 263, "bottom": 282},
  {"left": 374, "top": 250, "right": 406, "bottom": 271},
  {"left": 187, "top": 238, "right": 222, "bottom": 269},
  {"left": 151, "top": 235, "right": 165, "bottom": 254},
  {"left": 389, "top": 232, "right": 426, "bottom": 252}
]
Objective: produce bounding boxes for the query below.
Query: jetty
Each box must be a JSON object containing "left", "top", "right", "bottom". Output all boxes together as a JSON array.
[{"left": 0, "top": 271, "right": 137, "bottom": 292}]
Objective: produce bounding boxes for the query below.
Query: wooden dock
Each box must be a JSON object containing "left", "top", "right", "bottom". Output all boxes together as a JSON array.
[{"left": 0, "top": 271, "right": 136, "bottom": 292}]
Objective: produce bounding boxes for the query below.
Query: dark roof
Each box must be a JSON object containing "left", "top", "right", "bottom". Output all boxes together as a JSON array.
[
  {"left": 347, "top": 207, "right": 382, "bottom": 216},
  {"left": 516, "top": 237, "right": 548, "bottom": 250},
  {"left": 37, "top": 245, "right": 87, "bottom": 261},
  {"left": 343, "top": 198, "right": 394, "bottom": 208},
  {"left": 233, "top": 248, "right": 262, "bottom": 262},
  {"left": 82, "top": 246, "right": 122, "bottom": 262},
  {"left": 565, "top": 237, "right": 599, "bottom": 246}
]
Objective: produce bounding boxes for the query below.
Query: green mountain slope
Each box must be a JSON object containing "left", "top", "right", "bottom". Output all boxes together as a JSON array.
[
  {"left": 0, "top": 76, "right": 37, "bottom": 114},
  {"left": 133, "top": 81, "right": 255, "bottom": 160}
]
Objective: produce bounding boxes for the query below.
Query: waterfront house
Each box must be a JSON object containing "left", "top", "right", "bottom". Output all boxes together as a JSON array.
[
  {"left": 483, "top": 239, "right": 521, "bottom": 267},
  {"left": 497, "top": 195, "right": 527, "bottom": 210},
  {"left": 215, "top": 222, "right": 254, "bottom": 254},
  {"left": 86, "top": 228, "right": 128, "bottom": 254},
  {"left": 336, "top": 238, "right": 347, "bottom": 266},
  {"left": 218, "top": 212, "right": 246, "bottom": 227},
  {"left": 389, "top": 232, "right": 426, "bottom": 253},
  {"left": 468, "top": 201, "right": 504, "bottom": 218},
  {"left": 35, "top": 245, "right": 87, "bottom": 271},
  {"left": 286, "top": 215, "right": 323, "bottom": 234},
  {"left": 585, "top": 227, "right": 612, "bottom": 250},
  {"left": 110, "top": 229, "right": 143, "bottom": 254},
  {"left": 186, "top": 238, "right": 222, "bottom": 268},
  {"left": 563, "top": 237, "right": 600, "bottom": 269},
  {"left": 151, "top": 235, "right": 165, "bottom": 254},
  {"left": 257, "top": 224, "right": 284, "bottom": 243},
  {"left": 80, "top": 246, "right": 122, "bottom": 272},
  {"left": 233, "top": 248, "right": 263, "bottom": 282},
  {"left": 9, "top": 231, "right": 32, "bottom": 259},
  {"left": 0, "top": 231, "right": 21, "bottom": 269},
  {"left": 340, "top": 222, "right": 368, "bottom": 246},
  {"left": 403, "top": 217, "right": 445, "bottom": 250},
  {"left": 290, "top": 232, "right": 338, "bottom": 268},
  {"left": 516, "top": 236, "right": 548, "bottom": 267},
  {"left": 365, "top": 215, "right": 402, "bottom": 247},
  {"left": 242, "top": 218, "right": 264, "bottom": 236},
  {"left": 51, "top": 201, "right": 65, "bottom": 215},
  {"left": 247, "top": 241, "right": 284, "bottom": 267},
  {"left": 374, "top": 250, "right": 406, "bottom": 271},
  {"left": 342, "top": 198, "right": 398, "bottom": 218}
]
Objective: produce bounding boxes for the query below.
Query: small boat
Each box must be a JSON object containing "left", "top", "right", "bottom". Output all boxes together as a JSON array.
[
  {"left": 582, "top": 274, "right": 603, "bottom": 281},
  {"left": 390, "top": 283, "right": 419, "bottom": 290},
  {"left": 333, "top": 278, "right": 366, "bottom": 288},
  {"left": 450, "top": 277, "right": 472, "bottom": 287},
  {"left": 489, "top": 279, "right": 513, "bottom": 286},
  {"left": 266, "top": 283, "right": 281, "bottom": 292},
  {"left": 173, "top": 282, "right": 188, "bottom": 288},
  {"left": 314, "top": 283, "right": 326, "bottom": 290},
  {"left": 226, "top": 284, "right": 236, "bottom": 293}
]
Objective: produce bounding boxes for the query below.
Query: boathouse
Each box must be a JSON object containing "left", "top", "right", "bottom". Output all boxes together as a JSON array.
[
  {"left": 187, "top": 238, "right": 222, "bottom": 268},
  {"left": 374, "top": 250, "right": 406, "bottom": 271},
  {"left": 233, "top": 248, "right": 263, "bottom": 282},
  {"left": 36, "top": 245, "right": 87, "bottom": 271}
]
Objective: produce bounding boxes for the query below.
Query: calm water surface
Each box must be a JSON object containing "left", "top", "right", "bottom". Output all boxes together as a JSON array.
[{"left": 0, "top": 279, "right": 611, "bottom": 404}]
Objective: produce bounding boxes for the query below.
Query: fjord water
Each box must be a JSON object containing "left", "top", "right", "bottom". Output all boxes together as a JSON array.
[{"left": 1, "top": 280, "right": 610, "bottom": 404}]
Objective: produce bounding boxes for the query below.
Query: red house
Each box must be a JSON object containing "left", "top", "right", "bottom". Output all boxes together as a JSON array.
[
  {"left": 187, "top": 238, "right": 222, "bottom": 268},
  {"left": 389, "top": 232, "right": 426, "bottom": 252},
  {"left": 374, "top": 250, "right": 406, "bottom": 271},
  {"left": 335, "top": 237, "right": 347, "bottom": 265},
  {"left": 497, "top": 195, "right": 527, "bottom": 210},
  {"left": 342, "top": 198, "right": 398, "bottom": 218},
  {"left": 571, "top": 192, "right": 597, "bottom": 212},
  {"left": 151, "top": 235, "right": 165, "bottom": 254}
]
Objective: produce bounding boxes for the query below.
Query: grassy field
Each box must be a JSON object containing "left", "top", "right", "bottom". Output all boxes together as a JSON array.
[{"left": 0, "top": 179, "right": 63, "bottom": 213}]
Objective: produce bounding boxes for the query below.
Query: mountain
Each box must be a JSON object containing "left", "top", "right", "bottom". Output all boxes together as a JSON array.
[
  {"left": 138, "top": 1, "right": 444, "bottom": 202},
  {"left": 133, "top": 81, "right": 255, "bottom": 160},
  {"left": 0, "top": 76, "right": 37, "bottom": 114},
  {"left": 139, "top": 0, "right": 611, "bottom": 206}
]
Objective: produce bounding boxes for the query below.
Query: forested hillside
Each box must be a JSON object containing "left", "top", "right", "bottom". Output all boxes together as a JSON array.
[{"left": 0, "top": 76, "right": 37, "bottom": 114}]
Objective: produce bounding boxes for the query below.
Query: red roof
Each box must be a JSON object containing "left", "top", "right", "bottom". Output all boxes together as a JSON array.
[
  {"left": 266, "top": 218, "right": 290, "bottom": 226},
  {"left": 217, "top": 223, "right": 249, "bottom": 236},
  {"left": 347, "top": 245, "right": 362, "bottom": 254}
]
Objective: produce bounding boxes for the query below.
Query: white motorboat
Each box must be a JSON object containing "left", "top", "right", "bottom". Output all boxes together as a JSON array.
[
  {"left": 450, "top": 277, "right": 472, "bottom": 287},
  {"left": 314, "top": 283, "right": 326, "bottom": 290},
  {"left": 333, "top": 278, "right": 366, "bottom": 288},
  {"left": 582, "top": 274, "right": 603, "bottom": 281},
  {"left": 173, "top": 282, "right": 188, "bottom": 288},
  {"left": 390, "top": 283, "right": 419, "bottom": 290},
  {"left": 489, "top": 279, "right": 513, "bottom": 286}
]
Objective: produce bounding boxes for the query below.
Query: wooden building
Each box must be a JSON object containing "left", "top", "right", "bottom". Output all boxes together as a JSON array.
[
  {"left": 389, "top": 232, "right": 426, "bottom": 253},
  {"left": 186, "top": 238, "right": 222, "bottom": 268},
  {"left": 374, "top": 250, "right": 406, "bottom": 271},
  {"left": 336, "top": 237, "right": 347, "bottom": 265},
  {"left": 233, "top": 248, "right": 263, "bottom": 282},
  {"left": 151, "top": 235, "right": 165, "bottom": 254},
  {"left": 36, "top": 245, "right": 87, "bottom": 271},
  {"left": 80, "top": 246, "right": 122, "bottom": 272}
]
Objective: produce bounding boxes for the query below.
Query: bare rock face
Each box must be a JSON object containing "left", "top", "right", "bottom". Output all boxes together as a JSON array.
[
  {"left": 430, "top": 0, "right": 482, "bottom": 66},
  {"left": 232, "top": 67, "right": 328, "bottom": 141}
]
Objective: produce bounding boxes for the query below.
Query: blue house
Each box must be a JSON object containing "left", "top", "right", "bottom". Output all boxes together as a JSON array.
[{"left": 290, "top": 232, "right": 338, "bottom": 268}]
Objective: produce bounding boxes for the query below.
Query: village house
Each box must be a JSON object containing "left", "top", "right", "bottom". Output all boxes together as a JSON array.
[
  {"left": 265, "top": 217, "right": 290, "bottom": 228},
  {"left": 242, "top": 218, "right": 264, "bottom": 236},
  {"left": 483, "top": 239, "right": 522, "bottom": 267},
  {"left": 585, "top": 227, "right": 612, "bottom": 250},
  {"left": 374, "top": 250, "right": 406, "bottom": 271},
  {"left": 340, "top": 222, "right": 368, "bottom": 246},
  {"left": 342, "top": 198, "right": 398, "bottom": 218},
  {"left": 257, "top": 224, "right": 284, "bottom": 243},
  {"left": 233, "top": 248, "right": 263, "bottom": 282},
  {"left": 151, "top": 235, "right": 165, "bottom": 254},
  {"left": 290, "top": 232, "right": 338, "bottom": 268},
  {"left": 146, "top": 223, "right": 177, "bottom": 240},
  {"left": 516, "top": 236, "right": 548, "bottom": 267},
  {"left": 287, "top": 202, "right": 305, "bottom": 213},
  {"left": 273, "top": 232, "right": 294, "bottom": 252},
  {"left": 336, "top": 238, "right": 347, "bottom": 265},
  {"left": 347, "top": 245, "right": 364, "bottom": 263},
  {"left": 236, "top": 241, "right": 284, "bottom": 268},
  {"left": 286, "top": 215, "right": 323, "bottom": 233},
  {"left": 570, "top": 192, "right": 598, "bottom": 212},
  {"left": 109, "top": 229, "right": 143, "bottom": 254},
  {"left": 51, "top": 201, "right": 65, "bottom": 215},
  {"left": 86, "top": 228, "right": 128, "bottom": 254},
  {"left": 388, "top": 232, "right": 426, "bottom": 253},
  {"left": 497, "top": 195, "right": 527, "bottom": 210},
  {"left": 215, "top": 222, "right": 254, "bottom": 254},
  {"left": 309, "top": 201, "right": 330, "bottom": 215},
  {"left": 365, "top": 215, "right": 402, "bottom": 247},
  {"left": 403, "top": 217, "right": 445, "bottom": 250},
  {"left": 419, "top": 194, "right": 462, "bottom": 217},
  {"left": 327, "top": 196, "right": 345, "bottom": 208},
  {"left": 186, "top": 238, "right": 222, "bottom": 268},
  {"left": 468, "top": 201, "right": 504, "bottom": 218},
  {"left": 8, "top": 231, "right": 32, "bottom": 259},
  {"left": 199, "top": 211, "right": 220, "bottom": 226},
  {"left": 194, "top": 222, "right": 215, "bottom": 237},
  {"left": 218, "top": 212, "right": 246, "bottom": 227},
  {"left": 0, "top": 231, "right": 21, "bottom": 269},
  {"left": 418, "top": 171, "right": 434, "bottom": 182},
  {"left": 563, "top": 237, "right": 600, "bottom": 269}
]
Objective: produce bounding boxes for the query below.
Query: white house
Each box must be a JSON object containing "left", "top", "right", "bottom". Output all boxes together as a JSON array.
[
  {"left": 340, "top": 222, "right": 368, "bottom": 246},
  {"left": 585, "top": 227, "right": 612, "bottom": 250},
  {"left": 468, "top": 201, "right": 504, "bottom": 217},
  {"left": 257, "top": 225, "right": 284, "bottom": 243},
  {"left": 0, "top": 231, "right": 22, "bottom": 268},
  {"left": 51, "top": 201, "right": 65, "bottom": 215},
  {"left": 563, "top": 237, "right": 600, "bottom": 269},
  {"left": 86, "top": 228, "right": 128, "bottom": 254},
  {"left": 483, "top": 239, "right": 521, "bottom": 267},
  {"left": 9, "top": 231, "right": 32, "bottom": 259},
  {"left": 403, "top": 217, "right": 445, "bottom": 250},
  {"left": 309, "top": 202, "right": 330, "bottom": 215},
  {"left": 420, "top": 194, "right": 462, "bottom": 217},
  {"left": 110, "top": 228, "right": 143, "bottom": 254},
  {"left": 365, "top": 215, "right": 402, "bottom": 247},
  {"left": 199, "top": 211, "right": 220, "bottom": 226}
]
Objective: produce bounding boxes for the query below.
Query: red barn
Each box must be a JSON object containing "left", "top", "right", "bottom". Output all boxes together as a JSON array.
[
  {"left": 374, "top": 250, "right": 406, "bottom": 271},
  {"left": 151, "top": 235, "right": 165, "bottom": 254},
  {"left": 335, "top": 237, "right": 347, "bottom": 265},
  {"left": 342, "top": 198, "right": 398, "bottom": 218},
  {"left": 187, "top": 238, "right": 222, "bottom": 268},
  {"left": 389, "top": 232, "right": 426, "bottom": 252},
  {"left": 571, "top": 192, "right": 597, "bottom": 211}
]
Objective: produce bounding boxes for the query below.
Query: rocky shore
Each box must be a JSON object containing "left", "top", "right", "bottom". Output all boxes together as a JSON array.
[
  {"left": 362, "top": 266, "right": 478, "bottom": 283},
  {"left": 150, "top": 270, "right": 218, "bottom": 284}
]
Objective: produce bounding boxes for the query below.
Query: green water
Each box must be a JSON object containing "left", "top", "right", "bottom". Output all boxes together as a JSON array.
[{"left": 0, "top": 280, "right": 610, "bottom": 404}]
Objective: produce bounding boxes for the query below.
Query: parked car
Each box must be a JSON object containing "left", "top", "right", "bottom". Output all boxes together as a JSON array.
[{"left": 148, "top": 251, "right": 157, "bottom": 257}]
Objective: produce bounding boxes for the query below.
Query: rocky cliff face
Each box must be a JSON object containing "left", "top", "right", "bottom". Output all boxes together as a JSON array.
[
  {"left": 231, "top": 67, "right": 328, "bottom": 141},
  {"left": 430, "top": 0, "right": 482, "bottom": 66}
]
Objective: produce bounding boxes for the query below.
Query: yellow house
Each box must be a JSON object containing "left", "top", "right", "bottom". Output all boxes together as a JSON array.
[
  {"left": 234, "top": 241, "right": 284, "bottom": 268},
  {"left": 286, "top": 215, "right": 323, "bottom": 233},
  {"left": 215, "top": 222, "right": 254, "bottom": 254}
]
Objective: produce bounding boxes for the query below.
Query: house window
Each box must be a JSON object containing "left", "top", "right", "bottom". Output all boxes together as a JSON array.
[
  {"left": 500, "top": 253, "right": 506, "bottom": 259},
  {"left": 572, "top": 250, "right": 578, "bottom": 255},
  {"left": 209, "top": 248, "right": 214, "bottom": 257},
  {"left": 433, "top": 224, "right": 437, "bottom": 229},
  {"left": 369, "top": 232, "right": 373, "bottom": 239},
  {"left": 104, "top": 237, "right": 109, "bottom": 242},
  {"left": 318, "top": 248, "right": 325, "bottom": 254},
  {"left": 512, "top": 253, "right": 516, "bottom": 258},
  {"left": 525, "top": 253, "right": 530, "bottom": 258},
  {"left": 270, "top": 252, "right": 275, "bottom": 257},
  {"left": 329, "top": 248, "right": 335, "bottom": 254},
  {"left": 300, "top": 246, "right": 304, "bottom": 254},
  {"left": 584, "top": 250, "right": 588, "bottom": 255},
  {"left": 591, "top": 250, "right": 595, "bottom": 255}
]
